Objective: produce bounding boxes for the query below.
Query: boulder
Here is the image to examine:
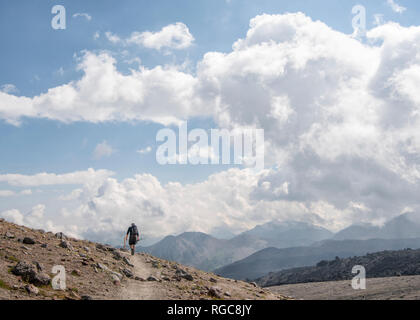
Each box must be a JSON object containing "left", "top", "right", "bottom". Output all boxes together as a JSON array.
[
  {"left": 59, "top": 240, "right": 73, "bottom": 250},
  {"left": 12, "top": 261, "right": 51, "bottom": 286},
  {"left": 175, "top": 268, "right": 194, "bottom": 281},
  {"left": 147, "top": 276, "right": 158, "bottom": 282},
  {"left": 55, "top": 232, "right": 66, "bottom": 240},
  {"left": 25, "top": 284, "right": 39, "bottom": 295},
  {"left": 123, "top": 257, "right": 134, "bottom": 267},
  {"left": 113, "top": 251, "right": 123, "bottom": 260},
  {"left": 33, "top": 261, "right": 44, "bottom": 272},
  {"left": 208, "top": 286, "right": 223, "bottom": 299},
  {"left": 122, "top": 268, "right": 133, "bottom": 278},
  {"left": 96, "top": 263, "right": 109, "bottom": 271}
]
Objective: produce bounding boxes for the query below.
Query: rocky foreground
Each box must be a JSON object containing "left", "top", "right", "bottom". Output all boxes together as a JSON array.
[{"left": 0, "top": 218, "right": 290, "bottom": 300}]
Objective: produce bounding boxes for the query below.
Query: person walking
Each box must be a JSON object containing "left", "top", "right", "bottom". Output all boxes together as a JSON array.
[{"left": 124, "top": 223, "right": 140, "bottom": 255}]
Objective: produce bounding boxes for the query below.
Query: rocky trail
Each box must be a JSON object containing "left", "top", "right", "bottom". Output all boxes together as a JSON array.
[{"left": 0, "top": 218, "right": 290, "bottom": 300}]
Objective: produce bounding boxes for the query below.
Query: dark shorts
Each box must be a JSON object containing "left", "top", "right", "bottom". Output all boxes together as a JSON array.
[{"left": 129, "top": 237, "right": 137, "bottom": 245}]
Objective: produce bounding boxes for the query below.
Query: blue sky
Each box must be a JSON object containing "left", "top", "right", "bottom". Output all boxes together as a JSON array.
[{"left": 1, "top": 0, "right": 420, "bottom": 244}]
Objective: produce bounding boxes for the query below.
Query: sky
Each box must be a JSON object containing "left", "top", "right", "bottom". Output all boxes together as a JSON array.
[{"left": 1, "top": 0, "right": 420, "bottom": 245}]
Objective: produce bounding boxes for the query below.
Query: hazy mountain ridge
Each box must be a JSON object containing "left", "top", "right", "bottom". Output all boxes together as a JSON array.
[{"left": 140, "top": 221, "right": 333, "bottom": 271}]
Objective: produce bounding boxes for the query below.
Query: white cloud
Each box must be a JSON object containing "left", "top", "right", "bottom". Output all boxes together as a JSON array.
[
  {"left": 105, "top": 31, "right": 121, "bottom": 44},
  {"left": 0, "top": 168, "right": 114, "bottom": 187},
  {"left": 137, "top": 146, "right": 152, "bottom": 155},
  {"left": 93, "top": 31, "right": 100, "bottom": 40},
  {"left": 93, "top": 141, "right": 115, "bottom": 159},
  {"left": 20, "top": 189, "right": 32, "bottom": 195},
  {"left": 1, "top": 209, "right": 24, "bottom": 225},
  {"left": 72, "top": 13, "right": 92, "bottom": 21},
  {"left": 0, "top": 190, "right": 15, "bottom": 197},
  {"left": 1, "top": 84, "right": 18, "bottom": 94},
  {"left": 127, "top": 22, "right": 194, "bottom": 50},
  {"left": 0, "top": 51, "right": 204, "bottom": 126},
  {"left": 387, "top": 0, "right": 406, "bottom": 13},
  {"left": 2, "top": 13, "right": 420, "bottom": 241},
  {"left": 0, "top": 205, "right": 46, "bottom": 230}
]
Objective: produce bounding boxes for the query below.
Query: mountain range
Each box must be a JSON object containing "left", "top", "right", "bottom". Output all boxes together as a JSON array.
[
  {"left": 140, "top": 220, "right": 333, "bottom": 271},
  {"left": 140, "top": 213, "right": 420, "bottom": 280}
]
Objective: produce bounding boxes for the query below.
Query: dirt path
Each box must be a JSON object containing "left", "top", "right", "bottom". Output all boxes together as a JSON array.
[{"left": 117, "top": 253, "right": 168, "bottom": 300}]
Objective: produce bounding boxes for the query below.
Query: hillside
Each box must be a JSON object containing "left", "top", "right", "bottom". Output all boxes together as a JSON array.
[
  {"left": 214, "top": 238, "right": 420, "bottom": 280},
  {"left": 141, "top": 221, "right": 333, "bottom": 271},
  {"left": 0, "top": 218, "right": 289, "bottom": 300},
  {"left": 258, "top": 248, "right": 420, "bottom": 287}
]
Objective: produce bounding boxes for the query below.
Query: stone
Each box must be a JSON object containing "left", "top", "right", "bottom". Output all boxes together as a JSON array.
[
  {"left": 33, "top": 261, "right": 44, "bottom": 272},
  {"left": 59, "top": 240, "right": 73, "bottom": 250},
  {"left": 55, "top": 232, "right": 66, "bottom": 240},
  {"left": 175, "top": 268, "right": 194, "bottom": 281},
  {"left": 147, "top": 276, "right": 158, "bottom": 282},
  {"left": 5, "top": 232, "right": 15, "bottom": 239},
  {"left": 112, "top": 274, "right": 120, "bottom": 285},
  {"left": 72, "top": 269, "right": 82, "bottom": 276},
  {"left": 250, "top": 282, "right": 258, "bottom": 288},
  {"left": 224, "top": 292, "right": 231, "bottom": 297},
  {"left": 113, "top": 251, "right": 123, "bottom": 260},
  {"left": 81, "top": 295, "right": 93, "bottom": 300},
  {"left": 96, "top": 263, "right": 109, "bottom": 271},
  {"left": 123, "top": 257, "right": 134, "bottom": 267},
  {"left": 135, "top": 276, "right": 145, "bottom": 281},
  {"left": 122, "top": 268, "right": 133, "bottom": 278},
  {"left": 208, "top": 286, "right": 222, "bottom": 299},
  {"left": 25, "top": 284, "right": 39, "bottom": 295},
  {"left": 40, "top": 243, "right": 48, "bottom": 248},
  {"left": 33, "top": 272, "right": 51, "bottom": 286},
  {"left": 12, "top": 261, "right": 51, "bottom": 286},
  {"left": 210, "top": 277, "right": 218, "bottom": 283}
]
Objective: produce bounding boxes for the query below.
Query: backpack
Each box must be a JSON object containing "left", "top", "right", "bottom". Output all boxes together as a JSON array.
[{"left": 131, "top": 225, "right": 139, "bottom": 237}]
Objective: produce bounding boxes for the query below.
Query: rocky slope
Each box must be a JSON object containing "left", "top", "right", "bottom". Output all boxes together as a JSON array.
[
  {"left": 0, "top": 218, "right": 290, "bottom": 300},
  {"left": 258, "top": 248, "right": 420, "bottom": 287}
]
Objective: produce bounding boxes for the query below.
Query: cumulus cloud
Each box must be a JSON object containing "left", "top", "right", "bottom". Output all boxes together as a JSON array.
[
  {"left": 93, "top": 141, "right": 115, "bottom": 159},
  {"left": 387, "top": 0, "right": 406, "bottom": 13},
  {"left": 2, "top": 13, "right": 420, "bottom": 242},
  {"left": 127, "top": 22, "right": 194, "bottom": 50},
  {"left": 0, "top": 51, "right": 205, "bottom": 126},
  {"left": 0, "top": 205, "right": 46, "bottom": 230},
  {"left": 105, "top": 31, "right": 121, "bottom": 44},
  {"left": 0, "top": 168, "right": 114, "bottom": 187},
  {"left": 1, "top": 84, "right": 18, "bottom": 94}
]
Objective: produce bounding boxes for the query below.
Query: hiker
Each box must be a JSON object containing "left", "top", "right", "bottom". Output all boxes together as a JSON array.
[{"left": 124, "top": 223, "right": 140, "bottom": 255}]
